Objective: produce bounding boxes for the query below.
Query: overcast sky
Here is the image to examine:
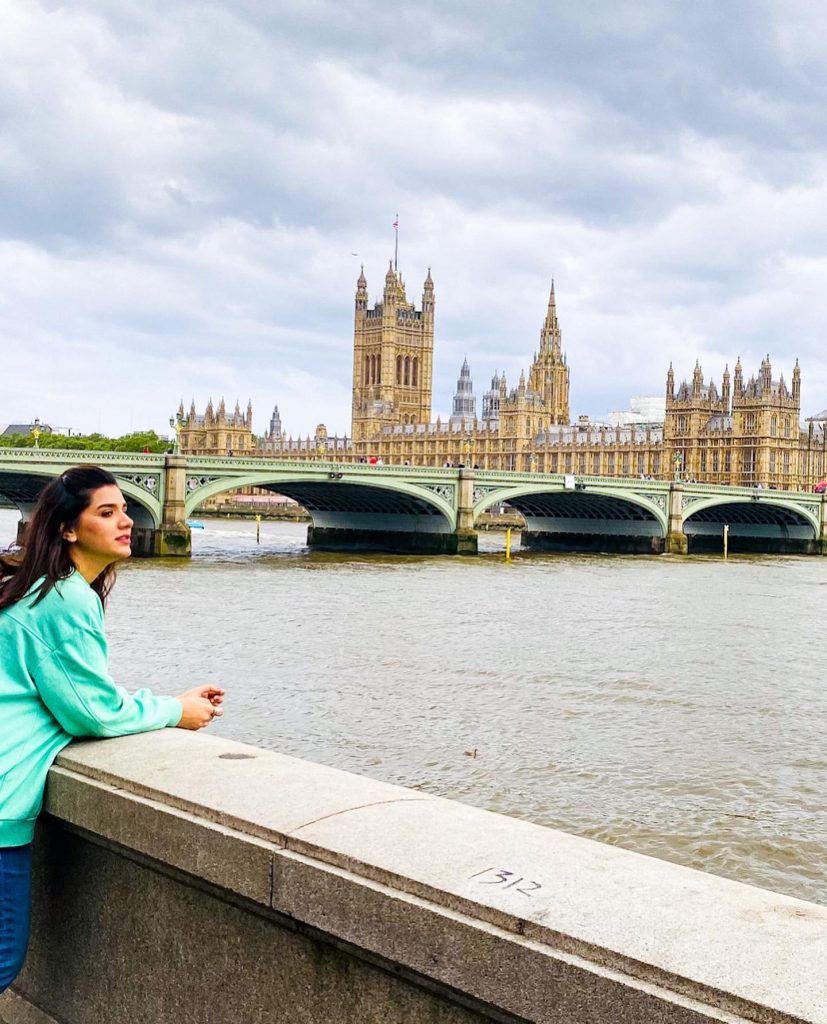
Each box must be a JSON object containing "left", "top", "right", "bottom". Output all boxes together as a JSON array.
[{"left": 4, "top": 0, "right": 827, "bottom": 438}]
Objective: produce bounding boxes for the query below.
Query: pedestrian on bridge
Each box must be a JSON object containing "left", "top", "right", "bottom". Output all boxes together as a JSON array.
[{"left": 0, "top": 465, "right": 225, "bottom": 995}]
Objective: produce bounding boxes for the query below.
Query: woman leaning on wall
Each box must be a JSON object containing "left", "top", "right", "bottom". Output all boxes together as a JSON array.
[{"left": 0, "top": 466, "right": 225, "bottom": 993}]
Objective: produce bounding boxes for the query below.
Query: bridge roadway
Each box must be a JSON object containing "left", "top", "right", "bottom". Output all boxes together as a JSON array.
[{"left": 0, "top": 449, "right": 825, "bottom": 556}]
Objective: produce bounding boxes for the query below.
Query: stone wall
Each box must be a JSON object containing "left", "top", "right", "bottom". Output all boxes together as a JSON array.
[{"left": 1, "top": 731, "right": 825, "bottom": 1023}]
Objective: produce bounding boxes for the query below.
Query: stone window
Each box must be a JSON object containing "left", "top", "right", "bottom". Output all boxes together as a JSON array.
[{"left": 771, "top": 415, "right": 777, "bottom": 436}]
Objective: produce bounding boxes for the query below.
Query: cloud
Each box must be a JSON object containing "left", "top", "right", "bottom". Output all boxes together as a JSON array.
[{"left": 2, "top": 0, "right": 827, "bottom": 438}]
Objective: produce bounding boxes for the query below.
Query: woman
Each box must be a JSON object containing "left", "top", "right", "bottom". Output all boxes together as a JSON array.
[{"left": 0, "top": 466, "right": 224, "bottom": 994}]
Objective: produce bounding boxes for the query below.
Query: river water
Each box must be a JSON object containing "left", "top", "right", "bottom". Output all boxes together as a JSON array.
[{"left": 2, "top": 509, "right": 825, "bottom": 906}]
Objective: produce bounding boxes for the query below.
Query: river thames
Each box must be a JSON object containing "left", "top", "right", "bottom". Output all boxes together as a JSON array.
[{"left": 2, "top": 509, "right": 825, "bottom": 907}]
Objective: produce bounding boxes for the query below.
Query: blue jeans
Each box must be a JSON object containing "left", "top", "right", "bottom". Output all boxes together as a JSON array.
[{"left": 0, "top": 845, "right": 32, "bottom": 993}]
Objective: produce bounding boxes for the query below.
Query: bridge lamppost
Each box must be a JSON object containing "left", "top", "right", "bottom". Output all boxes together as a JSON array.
[
  {"left": 673, "top": 450, "right": 683, "bottom": 482},
  {"left": 169, "top": 411, "right": 184, "bottom": 455},
  {"left": 30, "top": 418, "right": 41, "bottom": 449},
  {"left": 463, "top": 435, "right": 475, "bottom": 467},
  {"left": 528, "top": 452, "right": 537, "bottom": 473}
]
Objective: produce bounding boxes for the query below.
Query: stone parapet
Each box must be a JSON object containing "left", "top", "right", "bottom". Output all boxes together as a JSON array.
[{"left": 1, "top": 731, "right": 826, "bottom": 1023}]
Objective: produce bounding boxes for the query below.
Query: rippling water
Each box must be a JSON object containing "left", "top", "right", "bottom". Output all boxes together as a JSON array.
[{"left": 2, "top": 509, "right": 826, "bottom": 905}]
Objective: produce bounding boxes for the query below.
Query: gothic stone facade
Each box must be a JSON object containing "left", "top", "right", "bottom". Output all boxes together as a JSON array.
[
  {"left": 179, "top": 268, "right": 824, "bottom": 489},
  {"left": 178, "top": 398, "right": 254, "bottom": 456}
]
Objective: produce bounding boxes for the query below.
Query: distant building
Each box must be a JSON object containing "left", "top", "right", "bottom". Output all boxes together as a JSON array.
[
  {"left": 449, "top": 358, "right": 476, "bottom": 428},
  {"left": 663, "top": 356, "right": 803, "bottom": 486},
  {"left": 0, "top": 421, "right": 52, "bottom": 437},
  {"left": 178, "top": 265, "right": 825, "bottom": 488},
  {"left": 178, "top": 399, "right": 253, "bottom": 455}
]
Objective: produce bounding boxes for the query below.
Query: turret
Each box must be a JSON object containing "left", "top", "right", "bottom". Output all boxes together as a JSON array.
[
  {"left": 734, "top": 356, "right": 743, "bottom": 393},
  {"left": 247, "top": 399, "right": 253, "bottom": 426},
  {"left": 540, "top": 279, "right": 561, "bottom": 354},
  {"left": 422, "top": 267, "right": 434, "bottom": 315},
  {"left": 383, "top": 260, "right": 398, "bottom": 308},
  {"left": 666, "top": 362, "right": 674, "bottom": 400},
  {"left": 355, "top": 266, "right": 367, "bottom": 312},
  {"left": 721, "top": 365, "right": 731, "bottom": 411},
  {"left": 450, "top": 356, "right": 476, "bottom": 424},
  {"left": 269, "top": 404, "right": 282, "bottom": 440},
  {"left": 762, "top": 354, "right": 772, "bottom": 392},
  {"left": 793, "top": 358, "right": 801, "bottom": 402},
  {"left": 692, "top": 360, "right": 703, "bottom": 398}
]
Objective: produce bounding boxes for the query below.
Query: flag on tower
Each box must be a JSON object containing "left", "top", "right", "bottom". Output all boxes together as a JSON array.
[{"left": 393, "top": 215, "right": 398, "bottom": 230}]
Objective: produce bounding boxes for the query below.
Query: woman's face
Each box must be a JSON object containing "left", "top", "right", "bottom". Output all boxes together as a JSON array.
[{"left": 63, "top": 484, "right": 134, "bottom": 579}]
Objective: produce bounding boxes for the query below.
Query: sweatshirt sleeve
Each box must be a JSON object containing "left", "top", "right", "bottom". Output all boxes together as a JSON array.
[{"left": 32, "top": 618, "right": 183, "bottom": 738}]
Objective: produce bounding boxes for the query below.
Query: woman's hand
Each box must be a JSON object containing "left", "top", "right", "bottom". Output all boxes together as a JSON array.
[{"left": 175, "top": 685, "right": 225, "bottom": 730}]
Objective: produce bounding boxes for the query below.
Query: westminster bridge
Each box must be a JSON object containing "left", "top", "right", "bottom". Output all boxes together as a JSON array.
[{"left": 0, "top": 448, "right": 825, "bottom": 556}]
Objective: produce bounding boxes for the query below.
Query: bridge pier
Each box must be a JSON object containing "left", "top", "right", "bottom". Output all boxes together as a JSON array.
[
  {"left": 134, "top": 455, "right": 191, "bottom": 558},
  {"left": 454, "top": 469, "right": 478, "bottom": 555},
  {"left": 665, "top": 483, "right": 689, "bottom": 555}
]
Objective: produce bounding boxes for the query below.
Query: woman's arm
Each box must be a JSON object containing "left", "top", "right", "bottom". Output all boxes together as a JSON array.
[{"left": 33, "top": 623, "right": 185, "bottom": 737}]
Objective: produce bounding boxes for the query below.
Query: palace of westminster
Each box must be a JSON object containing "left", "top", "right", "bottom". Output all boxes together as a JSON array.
[{"left": 178, "top": 263, "right": 827, "bottom": 490}]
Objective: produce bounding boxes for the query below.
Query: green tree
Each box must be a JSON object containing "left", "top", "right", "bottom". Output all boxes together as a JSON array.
[{"left": 0, "top": 430, "right": 169, "bottom": 452}]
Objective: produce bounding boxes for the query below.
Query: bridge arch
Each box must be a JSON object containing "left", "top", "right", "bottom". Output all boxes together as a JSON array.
[
  {"left": 682, "top": 496, "right": 819, "bottom": 554},
  {"left": 473, "top": 482, "right": 668, "bottom": 553},
  {"left": 0, "top": 465, "right": 161, "bottom": 534},
  {"left": 184, "top": 469, "right": 457, "bottom": 534}
]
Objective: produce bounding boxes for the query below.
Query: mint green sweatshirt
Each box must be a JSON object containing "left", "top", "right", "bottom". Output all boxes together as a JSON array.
[{"left": 0, "top": 571, "right": 182, "bottom": 847}]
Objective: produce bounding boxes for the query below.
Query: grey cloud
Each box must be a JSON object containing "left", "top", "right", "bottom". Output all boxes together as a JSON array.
[{"left": 3, "top": 0, "right": 827, "bottom": 436}]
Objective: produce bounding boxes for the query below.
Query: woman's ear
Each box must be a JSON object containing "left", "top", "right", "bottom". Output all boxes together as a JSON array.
[{"left": 62, "top": 524, "right": 77, "bottom": 543}]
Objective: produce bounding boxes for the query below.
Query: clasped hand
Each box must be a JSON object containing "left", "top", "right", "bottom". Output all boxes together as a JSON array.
[{"left": 175, "top": 685, "right": 225, "bottom": 730}]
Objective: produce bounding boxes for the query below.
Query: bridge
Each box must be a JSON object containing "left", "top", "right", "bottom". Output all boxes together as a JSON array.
[{"left": 0, "top": 449, "right": 825, "bottom": 556}]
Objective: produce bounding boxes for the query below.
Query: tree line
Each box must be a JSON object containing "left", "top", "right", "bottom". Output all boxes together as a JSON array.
[{"left": 0, "top": 431, "right": 170, "bottom": 453}]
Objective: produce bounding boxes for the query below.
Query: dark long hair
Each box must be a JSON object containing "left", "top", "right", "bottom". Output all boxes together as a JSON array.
[{"left": 0, "top": 466, "right": 121, "bottom": 611}]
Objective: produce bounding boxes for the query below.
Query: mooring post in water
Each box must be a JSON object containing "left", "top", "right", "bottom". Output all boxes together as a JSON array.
[
  {"left": 723, "top": 523, "right": 729, "bottom": 559},
  {"left": 505, "top": 527, "right": 512, "bottom": 562},
  {"left": 256, "top": 514, "right": 261, "bottom": 544}
]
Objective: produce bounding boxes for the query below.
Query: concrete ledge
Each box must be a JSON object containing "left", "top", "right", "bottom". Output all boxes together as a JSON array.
[{"left": 2, "top": 731, "right": 826, "bottom": 1023}]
